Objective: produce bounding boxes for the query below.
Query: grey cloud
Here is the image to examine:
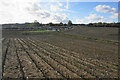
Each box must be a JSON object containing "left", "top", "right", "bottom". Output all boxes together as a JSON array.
[
  {"left": 24, "top": 1, "right": 69, "bottom": 23},
  {"left": 37, "top": 12, "right": 50, "bottom": 18}
]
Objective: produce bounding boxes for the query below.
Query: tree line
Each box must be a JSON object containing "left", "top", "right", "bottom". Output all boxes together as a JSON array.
[
  {"left": 87, "top": 22, "right": 120, "bottom": 27},
  {"left": 2, "top": 20, "right": 120, "bottom": 28}
]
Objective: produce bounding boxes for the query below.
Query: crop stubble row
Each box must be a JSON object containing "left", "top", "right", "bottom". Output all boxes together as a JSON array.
[
  {"left": 26, "top": 38, "right": 118, "bottom": 78},
  {"left": 2, "top": 38, "right": 118, "bottom": 79}
]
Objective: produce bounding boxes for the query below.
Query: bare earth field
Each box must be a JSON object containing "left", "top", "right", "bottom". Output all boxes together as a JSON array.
[{"left": 2, "top": 26, "right": 119, "bottom": 79}]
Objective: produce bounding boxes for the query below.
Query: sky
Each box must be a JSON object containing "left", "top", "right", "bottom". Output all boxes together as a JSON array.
[{"left": 0, "top": 0, "right": 119, "bottom": 24}]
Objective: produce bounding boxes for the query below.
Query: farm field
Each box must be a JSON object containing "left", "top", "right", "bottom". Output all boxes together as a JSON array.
[
  {"left": 62, "top": 26, "right": 119, "bottom": 42},
  {"left": 2, "top": 26, "right": 119, "bottom": 79}
]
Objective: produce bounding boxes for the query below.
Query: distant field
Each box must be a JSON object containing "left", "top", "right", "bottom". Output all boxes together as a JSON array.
[
  {"left": 62, "top": 26, "right": 118, "bottom": 42},
  {"left": 23, "top": 30, "right": 56, "bottom": 33}
]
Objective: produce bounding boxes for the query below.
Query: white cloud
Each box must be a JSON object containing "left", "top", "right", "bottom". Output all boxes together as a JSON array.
[
  {"left": 50, "top": 1, "right": 69, "bottom": 12},
  {"left": 50, "top": 5, "right": 64, "bottom": 11},
  {"left": 76, "top": 19, "right": 86, "bottom": 24},
  {"left": 26, "top": 3, "right": 69, "bottom": 23},
  {"left": 95, "top": 5, "right": 116, "bottom": 13},
  {"left": 75, "top": 5, "right": 117, "bottom": 24},
  {"left": 85, "top": 14, "right": 104, "bottom": 22},
  {"left": 54, "top": 13, "right": 68, "bottom": 22},
  {"left": 66, "top": 0, "right": 69, "bottom": 9},
  {"left": 57, "top": 1, "right": 63, "bottom": 7},
  {"left": 85, "top": 14, "right": 113, "bottom": 23},
  {"left": 95, "top": 5, "right": 118, "bottom": 20},
  {"left": 76, "top": 14, "right": 113, "bottom": 24},
  {"left": 0, "top": 0, "right": 69, "bottom": 24},
  {"left": 110, "top": 13, "right": 118, "bottom": 19}
]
